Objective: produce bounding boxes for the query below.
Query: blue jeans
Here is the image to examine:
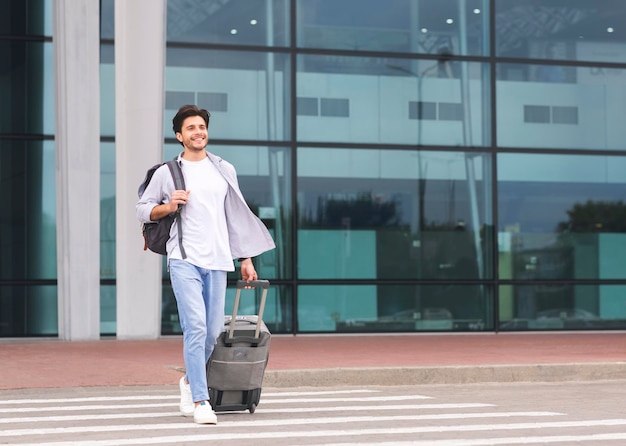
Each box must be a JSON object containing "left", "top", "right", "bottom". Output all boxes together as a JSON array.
[{"left": 169, "top": 259, "right": 226, "bottom": 403}]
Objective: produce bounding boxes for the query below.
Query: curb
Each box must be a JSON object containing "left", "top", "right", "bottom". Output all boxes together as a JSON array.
[{"left": 263, "top": 362, "right": 626, "bottom": 387}]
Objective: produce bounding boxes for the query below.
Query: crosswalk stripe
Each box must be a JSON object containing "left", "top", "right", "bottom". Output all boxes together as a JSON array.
[
  {"left": 0, "top": 403, "right": 494, "bottom": 424},
  {"left": 262, "top": 389, "right": 381, "bottom": 397},
  {"left": 256, "top": 402, "right": 495, "bottom": 413},
  {"left": 11, "top": 419, "right": 626, "bottom": 446},
  {"left": 0, "top": 396, "right": 179, "bottom": 405},
  {"left": 0, "top": 403, "right": 178, "bottom": 413},
  {"left": 0, "top": 412, "right": 182, "bottom": 424},
  {"left": 0, "top": 394, "right": 430, "bottom": 414},
  {"left": 259, "top": 395, "right": 432, "bottom": 403},
  {"left": 0, "top": 411, "right": 564, "bottom": 436},
  {"left": 0, "top": 389, "right": 380, "bottom": 406},
  {"left": 322, "top": 433, "right": 626, "bottom": 446}
]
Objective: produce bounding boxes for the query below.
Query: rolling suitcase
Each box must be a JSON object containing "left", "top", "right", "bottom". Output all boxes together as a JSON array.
[{"left": 206, "top": 279, "right": 271, "bottom": 414}]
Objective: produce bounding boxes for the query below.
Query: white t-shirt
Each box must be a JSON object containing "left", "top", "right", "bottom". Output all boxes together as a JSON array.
[{"left": 170, "top": 157, "right": 234, "bottom": 271}]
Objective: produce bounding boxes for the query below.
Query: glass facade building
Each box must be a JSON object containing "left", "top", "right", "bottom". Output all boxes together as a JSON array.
[{"left": 3, "top": 0, "right": 626, "bottom": 338}]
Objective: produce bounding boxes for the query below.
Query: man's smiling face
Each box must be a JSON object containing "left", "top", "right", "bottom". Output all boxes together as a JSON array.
[{"left": 176, "top": 115, "right": 208, "bottom": 152}]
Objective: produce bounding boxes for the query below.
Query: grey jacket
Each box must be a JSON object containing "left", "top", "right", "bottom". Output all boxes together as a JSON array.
[{"left": 136, "top": 151, "right": 275, "bottom": 259}]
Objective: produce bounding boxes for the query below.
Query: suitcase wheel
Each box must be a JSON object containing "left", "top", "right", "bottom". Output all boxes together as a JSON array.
[{"left": 249, "top": 403, "right": 257, "bottom": 414}]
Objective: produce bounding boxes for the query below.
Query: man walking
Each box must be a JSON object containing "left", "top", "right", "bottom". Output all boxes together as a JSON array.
[{"left": 136, "top": 105, "right": 275, "bottom": 424}]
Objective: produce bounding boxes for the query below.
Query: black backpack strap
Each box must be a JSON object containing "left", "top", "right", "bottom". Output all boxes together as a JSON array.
[{"left": 166, "top": 159, "right": 187, "bottom": 259}]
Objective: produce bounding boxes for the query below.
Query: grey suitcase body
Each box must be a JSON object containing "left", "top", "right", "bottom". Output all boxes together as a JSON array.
[{"left": 206, "top": 279, "right": 271, "bottom": 413}]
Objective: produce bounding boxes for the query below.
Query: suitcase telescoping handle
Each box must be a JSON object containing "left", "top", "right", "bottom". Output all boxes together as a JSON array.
[
  {"left": 236, "top": 279, "right": 270, "bottom": 290},
  {"left": 229, "top": 279, "right": 270, "bottom": 340}
]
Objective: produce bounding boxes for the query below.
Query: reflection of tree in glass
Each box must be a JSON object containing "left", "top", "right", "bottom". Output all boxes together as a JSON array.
[{"left": 557, "top": 200, "right": 626, "bottom": 233}]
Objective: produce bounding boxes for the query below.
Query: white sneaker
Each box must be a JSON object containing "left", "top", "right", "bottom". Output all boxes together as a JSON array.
[
  {"left": 179, "top": 377, "right": 194, "bottom": 417},
  {"left": 194, "top": 401, "right": 217, "bottom": 424}
]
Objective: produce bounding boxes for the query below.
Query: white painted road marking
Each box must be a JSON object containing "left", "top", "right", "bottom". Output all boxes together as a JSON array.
[
  {"left": 0, "top": 403, "right": 178, "bottom": 413},
  {"left": 0, "top": 394, "right": 431, "bottom": 413},
  {"left": 11, "top": 419, "right": 626, "bottom": 446},
  {"left": 259, "top": 395, "right": 433, "bottom": 403},
  {"left": 0, "top": 395, "right": 180, "bottom": 405},
  {"left": 0, "top": 412, "right": 182, "bottom": 424},
  {"left": 0, "top": 389, "right": 378, "bottom": 406},
  {"left": 2, "top": 387, "right": 624, "bottom": 446},
  {"left": 0, "top": 403, "right": 494, "bottom": 424},
  {"left": 0, "top": 411, "right": 564, "bottom": 436},
  {"left": 322, "top": 434, "right": 626, "bottom": 446},
  {"left": 256, "top": 402, "right": 495, "bottom": 413}
]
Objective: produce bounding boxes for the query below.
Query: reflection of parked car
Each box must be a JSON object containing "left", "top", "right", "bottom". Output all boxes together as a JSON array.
[
  {"left": 500, "top": 308, "right": 600, "bottom": 330},
  {"left": 536, "top": 308, "right": 598, "bottom": 321}
]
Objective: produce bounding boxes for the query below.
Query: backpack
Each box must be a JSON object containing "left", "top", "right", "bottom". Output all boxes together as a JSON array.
[{"left": 137, "top": 158, "right": 187, "bottom": 258}]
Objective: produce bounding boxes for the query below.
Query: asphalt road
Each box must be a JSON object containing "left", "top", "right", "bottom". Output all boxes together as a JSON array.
[{"left": 1, "top": 381, "right": 626, "bottom": 445}]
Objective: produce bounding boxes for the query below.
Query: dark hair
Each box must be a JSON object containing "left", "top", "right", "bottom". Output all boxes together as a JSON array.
[{"left": 172, "top": 104, "right": 211, "bottom": 136}]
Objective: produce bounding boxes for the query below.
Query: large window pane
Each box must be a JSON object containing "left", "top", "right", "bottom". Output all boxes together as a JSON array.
[
  {"left": 498, "top": 153, "right": 626, "bottom": 281},
  {"left": 496, "top": 0, "right": 626, "bottom": 63},
  {"left": 101, "top": 142, "right": 116, "bottom": 280},
  {"left": 164, "top": 143, "right": 292, "bottom": 281},
  {"left": 298, "top": 55, "right": 489, "bottom": 146},
  {"left": 497, "top": 62, "right": 626, "bottom": 150},
  {"left": 298, "top": 284, "right": 493, "bottom": 333},
  {"left": 297, "top": 0, "right": 488, "bottom": 56},
  {"left": 101, "top": 0, "right": 114, "bottom": 39},
  {"left": 0, "top": 140, "right": 56, "bottom": 281},
  {"left": 0, "top": 285, "right": 57, "bottom": 337},
  {"left": 298, "top": 148, "right": 493, "bottom": 280},
  {"left": 0, "top": 0, "right": 51, "bottom": 37},
  {"left": 100, "top": 43, "right": 115, "bottom": 137},
  {"left": 0, "top": 40, "right": 54, "bottom": 135},
  {"left": 499, "top": 284, "right": 626, "bottom": 331},
  {"left": 165, "top": 49, "right": 290, "bottom": 141},
  {"left": 162, "top": 285, "right": 178, "bottom": 335},
  {"left": 101, "top": 285, "right": 116, "bottom": 335},
  {"left": 167, "top": 0, "right": 288, "bottom": 47}
]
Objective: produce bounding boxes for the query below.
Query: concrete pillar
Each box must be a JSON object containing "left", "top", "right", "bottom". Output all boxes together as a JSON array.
[
  {"left": 114, "top": 0, "right": 167, "bottom": 339},
  {"left": 53, "top": 0, "right": 101, "bottom": 340}
]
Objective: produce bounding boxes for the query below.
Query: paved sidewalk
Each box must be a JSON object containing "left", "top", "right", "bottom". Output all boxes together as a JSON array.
[{"left": 1, "top": 332, "right": 625, "bottom": 390}]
